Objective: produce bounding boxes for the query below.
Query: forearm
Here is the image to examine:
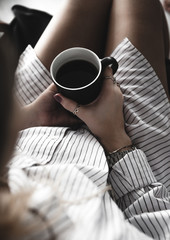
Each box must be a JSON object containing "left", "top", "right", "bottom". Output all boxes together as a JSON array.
[
  {"left": 107, "top": 147, "right": 170, "bottom": 212},
  {"left": 107, "top": 149, "right": 156, "bottom": 201},
  {"left": 100, "top": 130, "right": 132, "bottom": 154},
  {"left": 107, "top": 148, "right": 170, "bottom": 238}
]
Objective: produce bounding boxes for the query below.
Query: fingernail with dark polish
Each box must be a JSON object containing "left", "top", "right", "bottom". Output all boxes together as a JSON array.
[{"left": 54, "top": 95, "right": 62, "bottom": 103}]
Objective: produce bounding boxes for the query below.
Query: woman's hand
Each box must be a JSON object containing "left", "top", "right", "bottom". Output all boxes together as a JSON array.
[
  {"left": 54, "top": 67, "right": 132, "bottom": 152},
  {"left": 20, "top": 83, "right": 81, "bottom": 130}
]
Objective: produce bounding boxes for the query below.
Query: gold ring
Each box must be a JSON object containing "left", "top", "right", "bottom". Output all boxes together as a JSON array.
[{"left": 73, "top": 104, "right": 81, "bottom": 115}]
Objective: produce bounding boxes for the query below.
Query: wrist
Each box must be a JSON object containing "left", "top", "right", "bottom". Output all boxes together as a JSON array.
[
  {"left": 107, "top": 145, "right": 136, "bottom": 167},
  {"left": 101, "top": 131, "right": 132, "bottom": 154}
]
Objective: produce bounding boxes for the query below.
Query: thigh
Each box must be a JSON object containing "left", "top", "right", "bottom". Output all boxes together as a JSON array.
[
  {"left": 105, "top": 0, "right": 169, "bottom": 98},
  {"left": 34, "top": 0, "right": 112, "bottom": 70}
]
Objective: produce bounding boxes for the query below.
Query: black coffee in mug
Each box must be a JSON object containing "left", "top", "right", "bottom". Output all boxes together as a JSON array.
[
  {"left": 55, "top": 60, "right": 98, "bottom": 88},
  {"left": 50, "top": 47, "right": 118, "bottom": 105}
]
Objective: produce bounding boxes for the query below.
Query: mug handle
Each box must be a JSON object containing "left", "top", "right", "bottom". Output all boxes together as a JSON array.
[{"left": 101, "top": 57, "right": 118, "bottom": 74}]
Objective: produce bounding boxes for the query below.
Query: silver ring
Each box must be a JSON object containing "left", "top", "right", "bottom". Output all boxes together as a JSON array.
[
  {"left": 104, "top": 76, "right": 114, "bottom": 81},
  {"left": 73, "top": 104, "right": 81, "bottom": 115},
  {"left": 104, "top": 76, "right": 119, "bottom": 86}
]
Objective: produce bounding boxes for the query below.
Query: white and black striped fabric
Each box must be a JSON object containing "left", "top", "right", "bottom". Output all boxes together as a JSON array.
[
  {"left": 9, "top": 38, "right": 170, "bottom": 240},
  {"left": 112, "top": 39, "right": 170, "bottom": 190}
]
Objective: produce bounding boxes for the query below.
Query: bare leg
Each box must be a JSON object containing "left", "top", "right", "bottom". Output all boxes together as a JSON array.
[
  {"left": 105, "top": 0, "right": 170, "bottom": 98},
  {"left": 34, "top": 0, "right": 112, "bottom": 70}
]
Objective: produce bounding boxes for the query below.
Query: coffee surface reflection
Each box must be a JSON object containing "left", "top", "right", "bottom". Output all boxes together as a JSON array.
[{"left": 55, "top": 60, "right": 98, "bottom": 88}]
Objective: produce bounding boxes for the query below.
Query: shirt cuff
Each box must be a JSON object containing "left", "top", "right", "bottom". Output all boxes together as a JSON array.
[{"left": 108, "top": 149, "right": 157, "bottom": 200}]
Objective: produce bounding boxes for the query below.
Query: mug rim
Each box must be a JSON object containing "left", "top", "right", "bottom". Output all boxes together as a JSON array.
[{"left": 50, "top": 47, "right": 101, "bottom": 91}]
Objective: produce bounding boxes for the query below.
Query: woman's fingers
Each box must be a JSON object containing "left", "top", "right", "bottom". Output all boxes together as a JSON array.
[
  {"left": 54, "top": 93, "right": 84, "bottom": 118},
  {"left": 53, "top": 67, "right": 123, "bottom": 126}
]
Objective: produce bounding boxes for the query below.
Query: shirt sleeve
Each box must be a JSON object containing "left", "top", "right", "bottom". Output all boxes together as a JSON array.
[
  {"left": 8, "top": 164, "right": 153, "bottom": 240},
  {"left": 13, "top": 42, "right": 170, "bottom": 240},
  {"left": 107, "top": 149, "right": 170, "bottom": 239}
]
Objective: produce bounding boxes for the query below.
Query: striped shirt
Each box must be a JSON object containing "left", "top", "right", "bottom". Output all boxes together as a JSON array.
[{"left": 9, "top": 38, "right": 170, "bottom": 240}]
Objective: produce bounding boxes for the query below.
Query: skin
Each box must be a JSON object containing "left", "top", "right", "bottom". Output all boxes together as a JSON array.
[
  {"left": 54, "top": 68, "right": 132, "bottom": 153},
  {"left": 20, "top": 67, "right": 131, "bottom": 153},
  {"left": 2, "top": 0, "right": 170, "bottom": 169},
  {"left": 104, "top": 0, "right": 170, "bottom": 98},
  {"left": 0, "top": 2, "right": 169, "bottom": 239},
  {"left": 20, "top": 83, "right": 81, "bottom": 129},
  {"left": 18, "top": 0, "right": 169, "bottom": 154},
  {"left": 164, "top": 0, "right": 170, "bottom": 12}
]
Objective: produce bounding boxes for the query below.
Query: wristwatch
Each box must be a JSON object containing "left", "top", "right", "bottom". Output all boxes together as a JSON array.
[{"left": 106, "top": 145, "right": 136, "bottom": 168}]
